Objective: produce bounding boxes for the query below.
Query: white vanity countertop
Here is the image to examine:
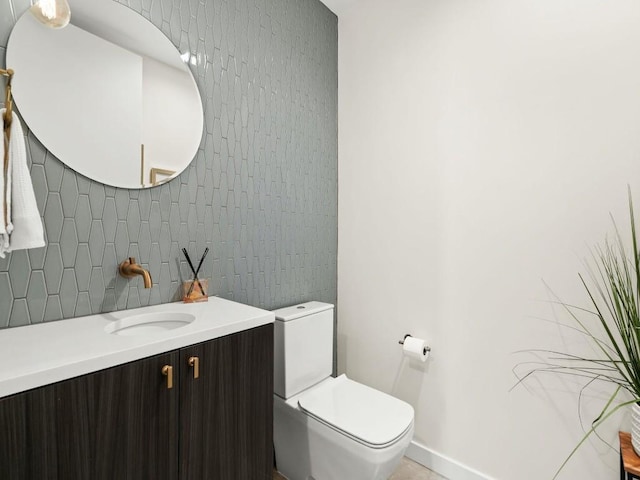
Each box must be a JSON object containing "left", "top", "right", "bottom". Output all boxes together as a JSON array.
[{"left": 0, "top": 297, "right": 274, "bottom": 398}]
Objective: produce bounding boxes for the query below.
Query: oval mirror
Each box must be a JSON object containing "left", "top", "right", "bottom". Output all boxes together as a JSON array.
[{"left": 6, "top": 0, "right": 203, "bottom": 189}]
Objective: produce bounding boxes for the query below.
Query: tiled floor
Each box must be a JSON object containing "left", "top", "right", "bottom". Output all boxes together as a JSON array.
[
  {"left": 273, "top": 457, "right": 448, "bottom": 479},
  {"left": 389, "top": 457, "right": 448, "bottom": 480}
]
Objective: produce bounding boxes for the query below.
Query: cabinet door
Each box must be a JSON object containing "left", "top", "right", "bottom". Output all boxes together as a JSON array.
[
  {"left": 0, "top": 383, "right": 59, "bottom": 479},
  {"left": 0, "top": 351, "right": 179, "bottom": 480},
  {"left": 180, "top": 324, "right": 274, "bottom": 480}
]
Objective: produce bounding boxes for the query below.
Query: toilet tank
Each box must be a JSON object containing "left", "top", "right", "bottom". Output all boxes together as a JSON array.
[{"left": 273, "top": 301, "right": 334, "bottom": 399}]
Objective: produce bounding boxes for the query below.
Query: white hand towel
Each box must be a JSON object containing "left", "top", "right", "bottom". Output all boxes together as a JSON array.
[
  {"left": 0, "top": 112, "right": 13, "bottom": 258},
  {"left": 0, "top": 109, "right": 45, "bottom": 257}
]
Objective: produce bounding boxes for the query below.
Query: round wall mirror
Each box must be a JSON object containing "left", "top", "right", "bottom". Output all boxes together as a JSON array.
[{"left": 6, "top": 0, "right": 204, "bottom": 189}]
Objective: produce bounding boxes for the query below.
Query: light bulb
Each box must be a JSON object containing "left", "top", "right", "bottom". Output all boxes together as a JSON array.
[{"left": 30, "top": 0, "right": 71, "bottom": 29}]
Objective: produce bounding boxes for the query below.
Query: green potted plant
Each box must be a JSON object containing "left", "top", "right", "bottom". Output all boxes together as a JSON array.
[{"left": 516, "top": 190, "right": 640, "bottom": 478}]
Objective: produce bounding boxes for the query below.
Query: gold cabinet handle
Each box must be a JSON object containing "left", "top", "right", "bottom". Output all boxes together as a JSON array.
[
  {"left": 162, "top": 365, "right": 173, "bottom": 389},
  {"left": 188, "top": 356, "right": 200, "bottom": 379}
]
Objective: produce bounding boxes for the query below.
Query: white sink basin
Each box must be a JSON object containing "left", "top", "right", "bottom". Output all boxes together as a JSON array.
[{"left": 105, "top": 312, "right": 196, "bottom": 336}]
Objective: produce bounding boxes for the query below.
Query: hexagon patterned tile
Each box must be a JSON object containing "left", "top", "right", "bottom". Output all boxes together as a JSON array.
[{"left": 0, "top": 0, "right": 337, "bottom": 328}]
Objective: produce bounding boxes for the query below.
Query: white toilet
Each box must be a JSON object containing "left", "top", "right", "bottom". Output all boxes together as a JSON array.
[{"left": 272, "top": 301, "right": 414, "bottom": 480}]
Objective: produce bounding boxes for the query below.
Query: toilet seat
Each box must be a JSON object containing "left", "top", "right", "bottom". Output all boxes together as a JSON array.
[{"left": 297, "top": 375, "right": 414, "bottom": 449}]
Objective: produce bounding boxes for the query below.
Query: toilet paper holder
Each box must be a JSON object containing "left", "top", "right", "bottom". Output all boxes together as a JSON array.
[{"left": 398, "top": 334, "right": 431, "bottom": 355}]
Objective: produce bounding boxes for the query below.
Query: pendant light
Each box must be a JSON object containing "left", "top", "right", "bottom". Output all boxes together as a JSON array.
[{"left": 30, "top": 0, "right": 71, "bottom": 29}]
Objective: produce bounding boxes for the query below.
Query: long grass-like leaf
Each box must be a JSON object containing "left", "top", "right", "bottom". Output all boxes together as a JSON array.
[
  {"left": 552, "top": 394, "right": 636, "bottom": 480},
  {"left": 516, "top": 189, "right": 640, "bottom": 478}
]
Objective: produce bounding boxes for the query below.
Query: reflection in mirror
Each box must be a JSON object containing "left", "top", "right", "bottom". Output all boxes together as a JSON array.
[{"left": 6, "top": 0, "right": 203, "bottom": 189}]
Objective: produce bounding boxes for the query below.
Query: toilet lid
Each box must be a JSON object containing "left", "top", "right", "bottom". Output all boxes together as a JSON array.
[{"left": 297, "top": 375, "right": 414, "bottom": 448}]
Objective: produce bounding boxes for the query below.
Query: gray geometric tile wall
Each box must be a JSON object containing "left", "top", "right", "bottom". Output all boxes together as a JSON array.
[{"left": 0, "top": 0, "right": 337, "bottom": 328}]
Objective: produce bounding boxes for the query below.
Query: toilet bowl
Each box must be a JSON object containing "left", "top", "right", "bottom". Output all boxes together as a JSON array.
[{"left": 272, "top": 302, "right": 414, "bottom": 480}]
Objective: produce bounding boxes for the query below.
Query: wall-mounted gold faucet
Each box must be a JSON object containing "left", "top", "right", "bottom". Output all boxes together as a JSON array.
[{"left": 118, "top": 257, "right": 152, "bottom": 288}]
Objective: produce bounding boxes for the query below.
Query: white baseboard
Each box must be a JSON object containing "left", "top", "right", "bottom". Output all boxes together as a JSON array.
[{"left": 405, "top": 440, "right": 495, "bottom": 480}]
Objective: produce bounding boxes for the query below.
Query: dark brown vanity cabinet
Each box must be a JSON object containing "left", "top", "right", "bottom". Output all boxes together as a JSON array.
[
  {"left": 0, "top": 324, "right": 274, "bottom": 480},
  {"left": 179, "top": 324, "right": 274, "bottom": 480},
  {"left": 0, "top": 350, "right": 179, "bottom": 480}
]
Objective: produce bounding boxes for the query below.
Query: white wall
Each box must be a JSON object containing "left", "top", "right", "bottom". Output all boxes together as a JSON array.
[
  {"left": 8, "top": 14, "right": 142, "bottom": 187},
  {"left": 337, "top": 1, "right": 640, "bottom": 479},
  {"left": 142, "top": 56, "right": 202, "bottom": 185}
]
